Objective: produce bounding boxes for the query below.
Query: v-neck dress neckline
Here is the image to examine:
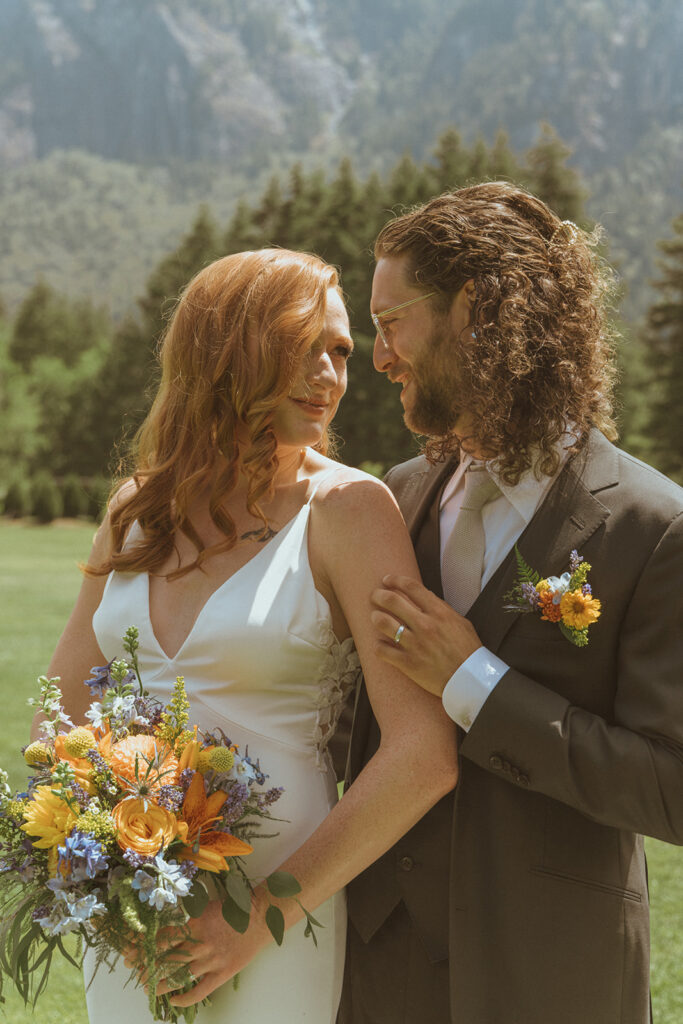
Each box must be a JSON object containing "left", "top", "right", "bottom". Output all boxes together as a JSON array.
[{"left": 146, "top": 500, "right": 310, "bottom": 662}]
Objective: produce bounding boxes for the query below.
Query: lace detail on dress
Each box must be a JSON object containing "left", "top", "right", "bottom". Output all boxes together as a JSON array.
[{"left": 312, "top": 632, "right": 361, "bottom": 770}]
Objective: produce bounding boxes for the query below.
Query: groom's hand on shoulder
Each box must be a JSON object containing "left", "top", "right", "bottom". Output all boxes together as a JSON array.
[{"left": 371, "top": 574, "right": 482, "bottom": 697}]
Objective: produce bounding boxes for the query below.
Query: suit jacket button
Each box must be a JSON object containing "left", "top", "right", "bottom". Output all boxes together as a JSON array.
[
  {"left": 399, "top": 856, "right": 414, "bottom": 872},
  {"left": 511, "top": 766, "right": 520, "bottom": 780},
  {"left": 490, "top": 755, "right": 503, "bottom": 770},
  {"left": 518, "top": 774, "right": 529, "bottom": 786}
]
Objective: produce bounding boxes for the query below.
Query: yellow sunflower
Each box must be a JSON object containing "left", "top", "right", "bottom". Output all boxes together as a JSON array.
[
  {"left": 20, "top": 785, "right": 77, "bottom": 850},
  {"left": 560, "top": 589, "right": 602, "bottom": 629}
]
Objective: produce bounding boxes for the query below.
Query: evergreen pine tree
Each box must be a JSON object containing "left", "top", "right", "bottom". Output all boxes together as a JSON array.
[
  {"left": 316, "top": 158, "right": 363, "bottom": 270},
  {"left": 642, "top": 213, "right": 683, "bottom": 481},
  {"left": 253, "top": 176, "right": 285, "bottom": 244},
  {"left": 525, "top": 123, "right": 586, "bottom": 223},
  {"left": 9, "top": 280, "right": 108, "bottom": 370},
  {"left": 489, "top": 129, "right": 520, "bottom": 181},
  {"left": 387, "top": 151, "right": 425, "bottom": 210},
  {"left": 138, "top": 204, "right": 222, "bottom": 342},
  {"left": 468, "top": 137, "right": 490, "bottom": 182},
  {"left": 223, "top": 198, "right": 262, "bottom": 254},
  {"left": 431, "top": 128, "right": 469, "bottom": 192}
]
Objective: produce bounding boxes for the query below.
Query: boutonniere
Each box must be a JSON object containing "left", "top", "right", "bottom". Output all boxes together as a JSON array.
[{"left": 504, "top": 547, "right": 601, "bottom": 647}]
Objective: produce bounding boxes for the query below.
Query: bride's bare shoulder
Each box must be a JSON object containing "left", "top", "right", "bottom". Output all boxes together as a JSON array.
[
  {"left": 313, "top": 461, "right": 396, "bottom": 508},
  {"left": 307, "top": 460, "right": 418, "bottom": 589},
  {"left": 309, "top": 462, "right": 404, "bottom": 538}
]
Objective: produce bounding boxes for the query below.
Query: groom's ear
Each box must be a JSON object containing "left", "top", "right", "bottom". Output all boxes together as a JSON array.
[
  {"left": 449, "top": 279, "right": 476, "bottom": 328},
  {"left": 463, "top": 280, "right": 476, "bottom": 310}
]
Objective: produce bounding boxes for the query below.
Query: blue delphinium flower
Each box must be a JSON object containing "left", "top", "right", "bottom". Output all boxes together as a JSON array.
[
  {"left": 58, "top": 831, "right": 109, "bottom": 882},
  {"left": 84, "top": 661, "right": 120, "bottom": 698},
  {"left": 35, "top": 889, "right": 106, "bottom": 936},
  {"left": 546, "top": 571, "right": 572, "bottom": 604},
  {"left": 85, "top": 691, "right": 148, "bottom": 733},
  {"left": 132, "top": 854, "right": 193, "bottom": 911}
]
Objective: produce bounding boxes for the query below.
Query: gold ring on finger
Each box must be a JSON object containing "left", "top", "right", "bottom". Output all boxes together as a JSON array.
[{"left": 393, "top": 623, "right": 406, "bottom": 646}]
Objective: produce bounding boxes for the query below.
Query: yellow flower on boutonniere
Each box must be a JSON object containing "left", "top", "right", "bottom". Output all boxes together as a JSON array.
[
  {"left": 559, "top": 589, "right": 602, "bottom": 629},
  {"left": 504, "top": 548, "right": 602, "bottom": 647}
]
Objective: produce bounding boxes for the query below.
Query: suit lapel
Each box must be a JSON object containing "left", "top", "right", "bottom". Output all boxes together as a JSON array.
[{"left": 468, "top": 430, "right": 618, "bottom": 653}]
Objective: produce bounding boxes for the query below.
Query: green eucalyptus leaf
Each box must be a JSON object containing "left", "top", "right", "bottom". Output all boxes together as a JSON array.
[
  {"left": 220, "top": 892, "right": 250, "bottom": 934},
  {"left": 265, "top": 904, "right": 285, "bottom": 946},
  {"left": 224, "top": 871, "right": 252, "bottom": 914},
  {"left": 265, "top": 871, "right": 302, "bottom": 899},
  {"left": 183, "top": 879, "right": 209, "bottom": 919}
]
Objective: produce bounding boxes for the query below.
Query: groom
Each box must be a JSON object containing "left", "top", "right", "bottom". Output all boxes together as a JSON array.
[{"left": 339, "top": 182, "right": 683, "bottom": 1024}]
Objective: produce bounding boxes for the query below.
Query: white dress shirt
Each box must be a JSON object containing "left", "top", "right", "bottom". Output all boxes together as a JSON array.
[{"left": 439, "top": 445, "right": 570, "bottom": 730}]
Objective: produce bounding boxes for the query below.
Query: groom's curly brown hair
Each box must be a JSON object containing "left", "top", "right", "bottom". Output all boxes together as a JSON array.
[{"left": 375, "top": 181, "right": 619, "bottom": 484}]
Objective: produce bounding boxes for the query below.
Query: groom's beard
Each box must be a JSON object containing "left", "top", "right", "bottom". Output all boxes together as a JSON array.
[{"left": 403, "top": 323, "right": 466, "bottom": 439}]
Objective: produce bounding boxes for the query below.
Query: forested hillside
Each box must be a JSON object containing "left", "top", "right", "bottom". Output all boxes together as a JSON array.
[
  {"left": 0, "top": 0, "right": 681, "bottom": 321},
  {"left": 3, "top": 123, "right": 681, "bottom": 518}
]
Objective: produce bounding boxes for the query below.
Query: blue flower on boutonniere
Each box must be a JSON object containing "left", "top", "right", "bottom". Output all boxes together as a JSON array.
[{"left": 504, "top": 548, "right": 602, "bottom": 647}]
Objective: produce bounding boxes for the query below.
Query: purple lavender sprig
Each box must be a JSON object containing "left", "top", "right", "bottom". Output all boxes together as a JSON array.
[
  {"left": 569, "top": 549, "right": 584, "bottom": 573},
  {"left": 520, "top": 582, "right": 541, "bottom": 610}
]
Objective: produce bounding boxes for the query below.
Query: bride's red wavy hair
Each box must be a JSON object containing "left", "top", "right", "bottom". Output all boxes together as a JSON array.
[{"left": 92, "top": 248, "right": 341, "bottom": 578}]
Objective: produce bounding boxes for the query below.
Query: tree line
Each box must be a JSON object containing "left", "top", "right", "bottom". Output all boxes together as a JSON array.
[{"left": 1, "top": 123, "right": 681, "bottom": 522}]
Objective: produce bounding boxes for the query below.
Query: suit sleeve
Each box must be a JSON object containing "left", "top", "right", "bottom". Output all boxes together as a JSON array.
[{"left": 460, "top": 509, "right": 683, "bottom": 845}]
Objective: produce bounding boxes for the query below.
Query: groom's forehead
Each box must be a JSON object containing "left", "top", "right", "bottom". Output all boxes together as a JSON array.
[{"left": 370, "top": 255, "right": 415, "bottom": 312}]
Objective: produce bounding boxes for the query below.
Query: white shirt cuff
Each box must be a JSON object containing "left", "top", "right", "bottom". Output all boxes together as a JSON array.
[{"left": 441, "top": 647, "right": 509, "bottom": 730}]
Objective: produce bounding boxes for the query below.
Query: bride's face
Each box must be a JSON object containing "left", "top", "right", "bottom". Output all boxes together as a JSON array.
[{"left": 272, "top": 288, "right": 353, "bottom": 450}]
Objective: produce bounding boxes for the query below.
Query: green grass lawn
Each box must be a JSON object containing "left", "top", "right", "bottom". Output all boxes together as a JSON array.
[{"left": 0, "top": 520, "right": 681, "bottom": 1021}]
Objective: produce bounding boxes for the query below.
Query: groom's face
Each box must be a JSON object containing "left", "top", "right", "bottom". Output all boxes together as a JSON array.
[{"left": 371, "top": 255, "right": 475, "bottom": 439}]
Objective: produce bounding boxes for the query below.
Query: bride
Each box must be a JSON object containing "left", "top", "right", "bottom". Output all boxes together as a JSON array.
[{"left": 39, "top": 248, "right": 458, "bottom": 1022}]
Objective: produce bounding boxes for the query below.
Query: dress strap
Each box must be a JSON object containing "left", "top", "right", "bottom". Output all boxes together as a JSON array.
[{"left": 305, "top": 465, "right": 342, "bottom": 505}]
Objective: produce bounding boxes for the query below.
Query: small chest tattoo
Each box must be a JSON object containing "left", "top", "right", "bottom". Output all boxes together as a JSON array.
[{"left": 239, "top": 526, "right": 278, "bottom": 543}]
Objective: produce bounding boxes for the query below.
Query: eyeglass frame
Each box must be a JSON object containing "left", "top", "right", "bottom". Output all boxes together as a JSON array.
[{"left": 371, "top": 291, "right": 436, "bottom": 348}]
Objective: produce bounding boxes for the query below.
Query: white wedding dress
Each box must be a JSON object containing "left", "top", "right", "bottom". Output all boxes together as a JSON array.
[{"left": 85, "top": 469, "right": 359, "bottom": 1022}]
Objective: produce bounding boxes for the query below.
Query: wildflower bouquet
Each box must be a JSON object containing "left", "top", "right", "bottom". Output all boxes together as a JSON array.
[
  {"left": 0, "top": 627, "right": 317, "bottom": 1022},
  {"left": 504, "top": 547, "right": 602, "bottom": 647}
]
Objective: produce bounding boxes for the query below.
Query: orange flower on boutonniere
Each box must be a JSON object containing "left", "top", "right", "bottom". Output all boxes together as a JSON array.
[
  {"left": 176, "top": 772, "right": 253, "bottom": 872},
  {"left": 504, "top": 548, "right": 602, "bottom": 646}
]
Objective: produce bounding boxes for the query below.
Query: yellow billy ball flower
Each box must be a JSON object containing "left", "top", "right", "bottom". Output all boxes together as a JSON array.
[
  {"left": 196, "top": 748, "right": 214, "bottom": 773},
  {"left": 24, "top": 741, "right": 51, "bottom": 767},
  {"left": 560, "top": 589, "right": 602, "bottom": 629},
  {"left": 208, "top": 747, "right": 234, "bottom": 773},
  {"left": 63, "top": 727, "right": 97, "bottom": 758},
  {"left": 20, "top": 786, "right": 77, "bottom": 849}
]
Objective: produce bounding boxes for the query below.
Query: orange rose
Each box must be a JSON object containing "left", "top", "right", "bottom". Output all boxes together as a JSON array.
[{"left": 113, "top": 798, "right": 188, "bottom": 856}]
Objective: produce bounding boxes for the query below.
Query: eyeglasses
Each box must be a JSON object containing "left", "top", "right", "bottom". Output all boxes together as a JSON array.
[{"left": 371, "top": 292, "right": 435, "bottom": 348}]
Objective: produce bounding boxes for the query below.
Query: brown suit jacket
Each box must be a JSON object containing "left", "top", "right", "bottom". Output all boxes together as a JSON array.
[{"left": 344, "top": 430, "right": 683, "bottom": 1024}]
